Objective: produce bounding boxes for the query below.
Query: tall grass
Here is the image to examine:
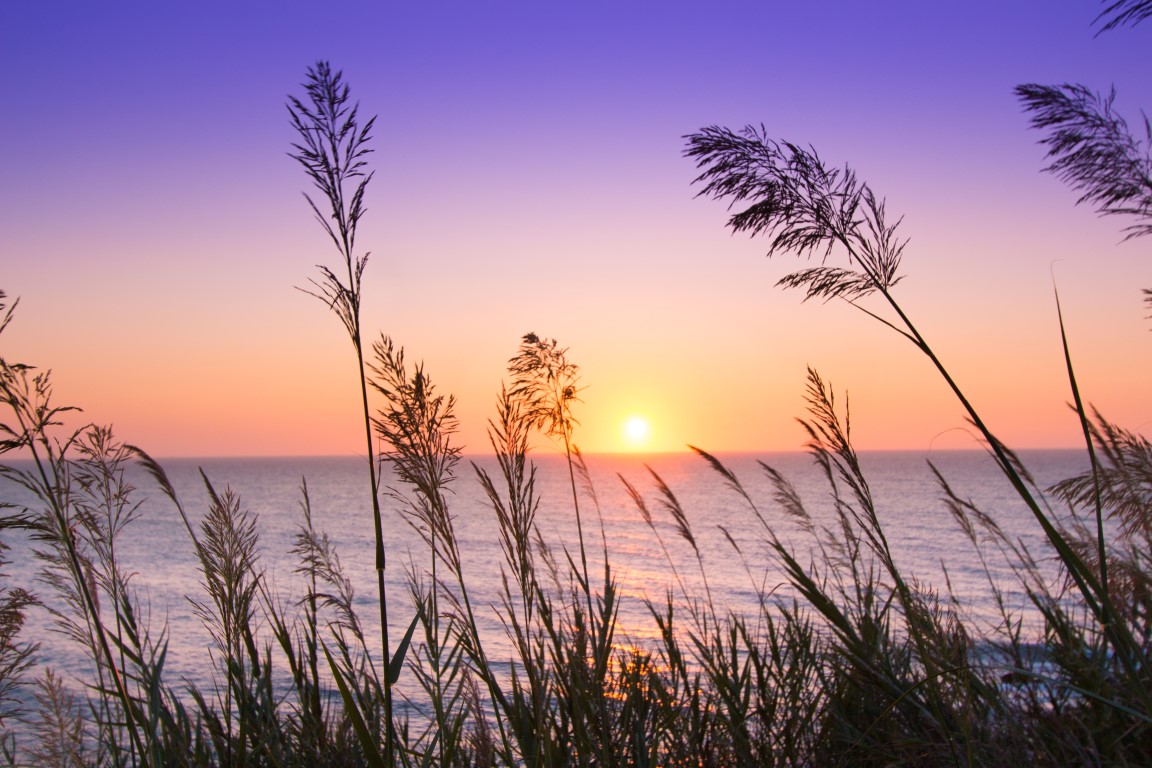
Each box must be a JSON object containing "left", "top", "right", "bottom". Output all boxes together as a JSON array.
[
  {"left": 3, "top": 282, "right": 1152, "bottom": 765},
  {"left": 1, "top": 41, "right": 1151, "bottom": 763},
  {"left": 288, "top": 61, "right": 420, "bottom": 766}
]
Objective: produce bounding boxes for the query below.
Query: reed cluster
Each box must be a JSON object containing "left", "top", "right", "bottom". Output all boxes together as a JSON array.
[
  {"left": 2, "top": 280, "right": 1150, "bottom": 765},
  {"left": 0, "top": 10, "right": 1149, "bottom": 761}
]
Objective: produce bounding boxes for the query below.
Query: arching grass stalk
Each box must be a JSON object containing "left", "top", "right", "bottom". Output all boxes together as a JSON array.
[
  {"left": 3, "top": 372, "right": 205, "bottom": 762},
  {"left": 0, "top": 296, "right": 151, "bottom": 763},
  {"left": 684, "top": 125, "right": 1148, "bottom": 708},
  {"left": 288, "top": 62, "right": 401, "bottom": 763}
]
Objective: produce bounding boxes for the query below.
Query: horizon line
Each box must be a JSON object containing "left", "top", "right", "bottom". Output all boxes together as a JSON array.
[{"left": 108, "top": 445, "right": 1089, "bottom": 462}]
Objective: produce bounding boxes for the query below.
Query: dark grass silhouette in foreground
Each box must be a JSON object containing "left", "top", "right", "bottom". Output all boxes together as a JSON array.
[{"left": 0, "top": 2, "right": 1150, "bottom": 764}]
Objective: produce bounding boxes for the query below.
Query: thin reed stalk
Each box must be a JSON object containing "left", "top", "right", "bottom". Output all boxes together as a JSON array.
[
  {"left": 508, "top": 333, "right": 595, "bottom": 632},
  {"left": 288, "top": 61, "right": 401, "bottom": 764},
  {"left": 370, "top": 337, "right": 468, "bottom": 766}
]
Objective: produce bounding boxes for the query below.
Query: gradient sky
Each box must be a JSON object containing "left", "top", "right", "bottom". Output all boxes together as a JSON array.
[{"left": 1, "top": 1, "right": 1149, "bottom": 457}]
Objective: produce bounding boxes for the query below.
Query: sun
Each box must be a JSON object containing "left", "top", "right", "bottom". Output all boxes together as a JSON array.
[{"left": 621, "top": 416, "right": 651, "bottom": 449}]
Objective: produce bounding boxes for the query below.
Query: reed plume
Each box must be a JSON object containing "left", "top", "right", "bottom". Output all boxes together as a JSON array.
[{"left": 288, "top": 61, "right": 404, "bottom": 764}]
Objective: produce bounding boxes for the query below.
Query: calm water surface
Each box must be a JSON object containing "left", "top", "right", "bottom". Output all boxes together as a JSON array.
[{"left": 0, "top": 449, "right": 1089, "bottom": 707}]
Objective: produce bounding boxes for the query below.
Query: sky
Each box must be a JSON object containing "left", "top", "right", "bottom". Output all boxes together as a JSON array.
[{"left": 1, "top": 1, "right": 1149, "bottom": 457}]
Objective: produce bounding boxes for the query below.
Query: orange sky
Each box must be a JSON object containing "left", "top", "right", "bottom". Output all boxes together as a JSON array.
[{"left": 2, "top": 1, "right": 1149, "bottom": 457}]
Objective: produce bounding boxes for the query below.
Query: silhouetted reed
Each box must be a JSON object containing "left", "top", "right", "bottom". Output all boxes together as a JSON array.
[
  {"left": 289, "top": 61, "right": 413, "bottom": 766},
  {"left": 1, "top": 30, "right": 1151, "bottom": 762},
  {"left": 4, "top": 274, "right": 1152, "bottom": 764},
  {"left": 680, "top": 7, "right": 1152, "bottom": 753}
]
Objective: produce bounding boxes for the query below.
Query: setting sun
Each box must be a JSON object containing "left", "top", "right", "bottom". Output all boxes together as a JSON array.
[{"left": 622, "top": 416, "right": 651, "bottom": 449}]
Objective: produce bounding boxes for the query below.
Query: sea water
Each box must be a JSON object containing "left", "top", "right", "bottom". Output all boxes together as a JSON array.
[{"left": 0, "top": 449, "right": 1089, "bottom": 710}]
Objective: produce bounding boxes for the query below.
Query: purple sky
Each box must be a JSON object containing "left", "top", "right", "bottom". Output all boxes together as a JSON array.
[{"left": 2, "top": 1, "right": 1149, "bottom": 456}]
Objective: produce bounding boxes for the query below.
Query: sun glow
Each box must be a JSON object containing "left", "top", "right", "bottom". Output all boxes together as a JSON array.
[{"left": 621, "top": 416, "right": 651, "bottom": 450}]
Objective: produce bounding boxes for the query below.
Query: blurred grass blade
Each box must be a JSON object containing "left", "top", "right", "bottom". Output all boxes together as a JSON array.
[
  {"left": 388, "top": 611, "right": 420, "bottom": 687},
  {"left": 1054, "top": 283, "right": 1108, "bottom": 594},
  {"left": 322, "top": 641, "right": 386, "bottom": 768}
]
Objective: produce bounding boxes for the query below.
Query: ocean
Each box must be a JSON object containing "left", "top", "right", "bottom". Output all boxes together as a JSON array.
[{"left": 0, "top": 449, "right": 1089, "bottom": 707}]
